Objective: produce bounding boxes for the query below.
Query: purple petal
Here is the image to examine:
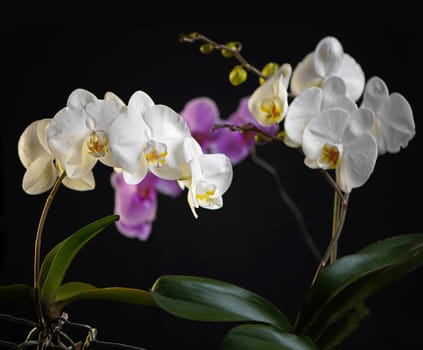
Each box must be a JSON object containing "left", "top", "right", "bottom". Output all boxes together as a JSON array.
[
  {"left": 180, "top": 97, "right": 220, "bottom": 135},
  {"left": 115, "top": 221, "right": 153, "bottom": 241},
  {"left": 154, "top": 177, "right": 182, "bottom": 198},
  {"left": 209, "top": 128, "right": 251, "bottom": 165},
  {"left": 111, "top": 172, "right": 158, "bottom": 225}
]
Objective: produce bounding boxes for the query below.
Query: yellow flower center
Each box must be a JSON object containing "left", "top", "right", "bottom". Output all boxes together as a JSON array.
[
  {"left": 86, "top": 130, "right": 109, "bottom": 158},
  {"left": 195, "top": 180, "right": 217, "bottom": 207},
  {"left": 260, "top": 98, "right": 282, "bottom": 123},
  {"left": 319, "top": 143, "right": 341, "bottom": 169},
  {"left": 144, "top": 140, "right": 168, "bottom": 167}
]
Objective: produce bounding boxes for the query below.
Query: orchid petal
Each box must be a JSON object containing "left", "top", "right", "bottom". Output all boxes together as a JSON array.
[
  {"left": 285, "top": 87, "right": 322, "bottom": 147},
  {"left": 337, "top": 132, "right": 377, "bottom": 193},
  {"left": 362, "top": 76, "right": 389, "bottom": 112},
  {"left": 336, "top": 54, "right": 365, "bottom": 102},
  {"left": 63, "top": 171, "right": 95, "bottom": 191},
  {"left": 302, "top": 108, "right": 350, "bottom": 162},
  {"left": 314, "top": 36, "right": 344, "bottom": 77},
  {"left": 290, "top": 53, "right": 322, "bottom": 96},
  {"left": 18, "top": 119, "right": 51, "bottom": 168},
  {"left": 180, "top": 97, "right": 220, "bottom": 135},
  {"left": 22, "top": 156, "right": 56, "bottom": 195},
  {"left": 376, "top": 93, "right": 415, "bottom": 154},
  {"left": 67, "top": 88, "right": 97, "bottom": 108}
]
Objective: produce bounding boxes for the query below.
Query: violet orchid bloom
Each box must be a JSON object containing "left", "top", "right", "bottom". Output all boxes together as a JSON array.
[
  {"left": 111, "top": 171, "right": 181, "bottom": 241},
  {"left": 180, "top": 96, "right": 279, "bottom": 165},
  {"left": 179, "top": 97, "right": 223, "bottom": 153}
]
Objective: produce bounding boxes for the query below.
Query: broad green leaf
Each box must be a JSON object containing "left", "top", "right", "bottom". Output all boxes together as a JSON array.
[
  {"left": 295, "top": 234, "right": 423, "bottom": 347},
  {"left": 151, "top": 275, "right": 291, "bottom": 331},
  {"left": 40, "top": 214, "right": 119, "bottom": 303},
  {"left": 0, "top": 284, "right": 34, "bottom": 306},
  {"left": 39, "top": 241, "right": 65, "bottom": 290},
  {"left": 53, "top": 281, "right": 156, "bottom": 311},
  {"left": 223, "top": 324, "right": 318, "bottom": 350}
]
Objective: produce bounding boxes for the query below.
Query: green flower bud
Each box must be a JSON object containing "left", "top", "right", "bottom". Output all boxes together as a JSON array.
[
  {"left": 221, "top": 41, "right": 242, "bottom": 58},
  {"left": 229, "top": 65, "right": 247, "bottom": 86},
  {"left": 260, "top": 62, "right": 280, "bottom": 85},
  {"left": 200, "top": 43, "right": 214, "bottom": 54},
  {"left": 276, "top": 130, "right": 286, "bottom": 140}
]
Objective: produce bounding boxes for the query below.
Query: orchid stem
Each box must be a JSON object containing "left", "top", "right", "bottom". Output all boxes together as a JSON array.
[
  {"left": 33, "top": 171, "right": 66, "bottom": 328},
  {"left": 312, "top": 192, "right": 349, "bottom": 285},
  {"left": 250, "top": 150, "right": 322, "bottom": 263},
  {"left": 179, "top": 32, "right": 267, "bottom": 80}
]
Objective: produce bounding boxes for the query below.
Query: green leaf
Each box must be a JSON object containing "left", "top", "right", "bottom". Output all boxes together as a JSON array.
[
  {"left": 40, "top": 214, "right": 119, "bottom": 303},
  {"left": 151, "top": 275, "right": 291, "bottom": 331},
  {"left": 0, "top": 284, "right": 34, "bottom": 306},
  {"left": 223, "top": 324, "right": 318, "bottom": 350},
  {"left": 53, "top": 281, "right": 156, "bottom": 311},
  {"left": 295, "top": 234, "right": 423, "bottom": 348}
]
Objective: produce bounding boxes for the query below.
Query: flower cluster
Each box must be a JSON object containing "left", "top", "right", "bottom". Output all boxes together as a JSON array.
[
  {"left": 18, "top": 89, "right": 233, "bottom": 225},
  {"left": 248, "top": 36, "right": 415, "bottom": 193}
]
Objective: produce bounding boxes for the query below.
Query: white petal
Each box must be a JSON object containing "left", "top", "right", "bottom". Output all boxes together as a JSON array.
[
  {"left": 336, "top": 54, "right": 365, "bottom": 102},
  {"left": 127, "top": 90, "right": 155, "bottom": 120},
  {"left": 37, "top": 119, "right": 52, "bottom": 154},
  {"left": 302, "top": 108, "right": 350, "bottom": 161},
  {"left": 321, "top": 76, "right": 356, "bottom": 112},
  {"left": 343, "top": 107, "right": 375, "bottom": 143},
  {"left": 248, "top": 74, "right": 288, "bottom": 126},
  {"left": 278, "top": 63, "right": 293, "bottom": 88},
  {"left": 47, "top": 106, "right": 89, "bottom": 173},
  {"left": 183, "top": 136, "right": 203, "bottom": 163},
  {"left": 65, "top": 147, "right": 97, "bottom": 179},
  {"left": 63, "top": 171, "right": 95, "bottom": 191},
  {"left": 314, "top": 36, "right": 344, "bottom": 77},
  {"left": 18, "top": 119, "right": 51, "bottom": 168},
  {"left": 376, "top": 93, "right": 415, "bottom": 154},
  {"left": 285, "top": 87, "right": 322, "bottom": 146},
  {"left": 104, "top": 91, "right": 127, "bottom": 108},
  {"left": 108, "top": 111, "right": 148, "bottom": 174},
  {"left": 22, "top": 156, "right": 56, "bottom": 194},
  {"left": 67, "top": 88, "right": 97, "bottom": 108},
  {"left": 290, "top": 53, "right": 322, "bottom": 96},
  {"left": 144, "top": 105, "right": 191, "bottom": 141},
  {"left": 85, "top": 99, "right": 122, "bottom": 131},
  {"left": 362, "top": 76, "right": 389, "bottom": 112},
  {"left": 123, "top": 161, "right": 149, "bottom": 185},
  {"left": 148, "top": 137, "right": 189, "bottom": 180},
  {"left": 197, "top": 153, "right": 233, "bottom": 196},
  {"left": 337, "top": 132, "right": 377, "bottom": 192}
]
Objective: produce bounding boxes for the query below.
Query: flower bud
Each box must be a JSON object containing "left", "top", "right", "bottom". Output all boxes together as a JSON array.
[
  {"left": 221, "top": 41, "right": 242, "bottom": 58},
  {"left": 229, "top": 65, "right": 247, "bottom": 86},
  {"left": 260, "top": 62, "right": 280, "bottom": 85},
  {"left": 200, "top": 43, "right": 214, "bottom": 54}
]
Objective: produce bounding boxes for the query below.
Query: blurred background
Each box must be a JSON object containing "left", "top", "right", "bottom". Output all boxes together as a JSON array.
[{"left": 1, "top": 24, "right": 422, "bottom": 349}]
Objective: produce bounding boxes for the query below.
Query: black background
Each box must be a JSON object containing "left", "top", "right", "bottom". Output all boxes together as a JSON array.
[{"left": 1, "top": 24, "right": 422, "bottom": 349}]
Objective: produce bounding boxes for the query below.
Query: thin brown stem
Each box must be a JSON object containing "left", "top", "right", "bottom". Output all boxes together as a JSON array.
[
  {"left": 211, "top": 122, "right": 278, "bottom": 142},
  {"left": 33, "top": 172, "right": 66, "bottom": 328},
  {"left": 179, "top": 32, "right": 268, "bottom": 80}
]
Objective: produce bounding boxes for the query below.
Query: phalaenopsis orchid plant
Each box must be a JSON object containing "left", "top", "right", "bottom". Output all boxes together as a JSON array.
[{"left": 0, "top": 31, "right": 420, "bottom": 350}]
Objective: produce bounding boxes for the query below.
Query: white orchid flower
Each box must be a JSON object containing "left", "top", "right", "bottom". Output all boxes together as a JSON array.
[
  {"left": 284, "top": 76, "right": 356, "bottom": 148},
  {"left": 290, "top": 36, "right": 365, "bottom": 102},
  {"left": 18, "top": 119, "right": 94, "bottom": 195},
  {"left": 109, "top": 90, "right": 193, "bottom": 185},
  {"left": 47, "top": 89, "right": 124, "bottom": 179},
  {"left": 361, "top": 76, "right": 415, "bottom": 155},
  {"left": 248, "top": 63, "right": 292, "bottom": 126},
  {"left": 181, "top": 137, "right": 233, "bottom": 219},
  {"left": 302, "top": 107, "right": 377, "bottom": 193}
]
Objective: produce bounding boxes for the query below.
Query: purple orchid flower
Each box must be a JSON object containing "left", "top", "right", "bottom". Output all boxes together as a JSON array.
[
  {"left": 111, "top": 171, "right": 181, "bottom": 241},
  {"left": 180, "top": 96, "right": 279, "bottom": 164}
]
